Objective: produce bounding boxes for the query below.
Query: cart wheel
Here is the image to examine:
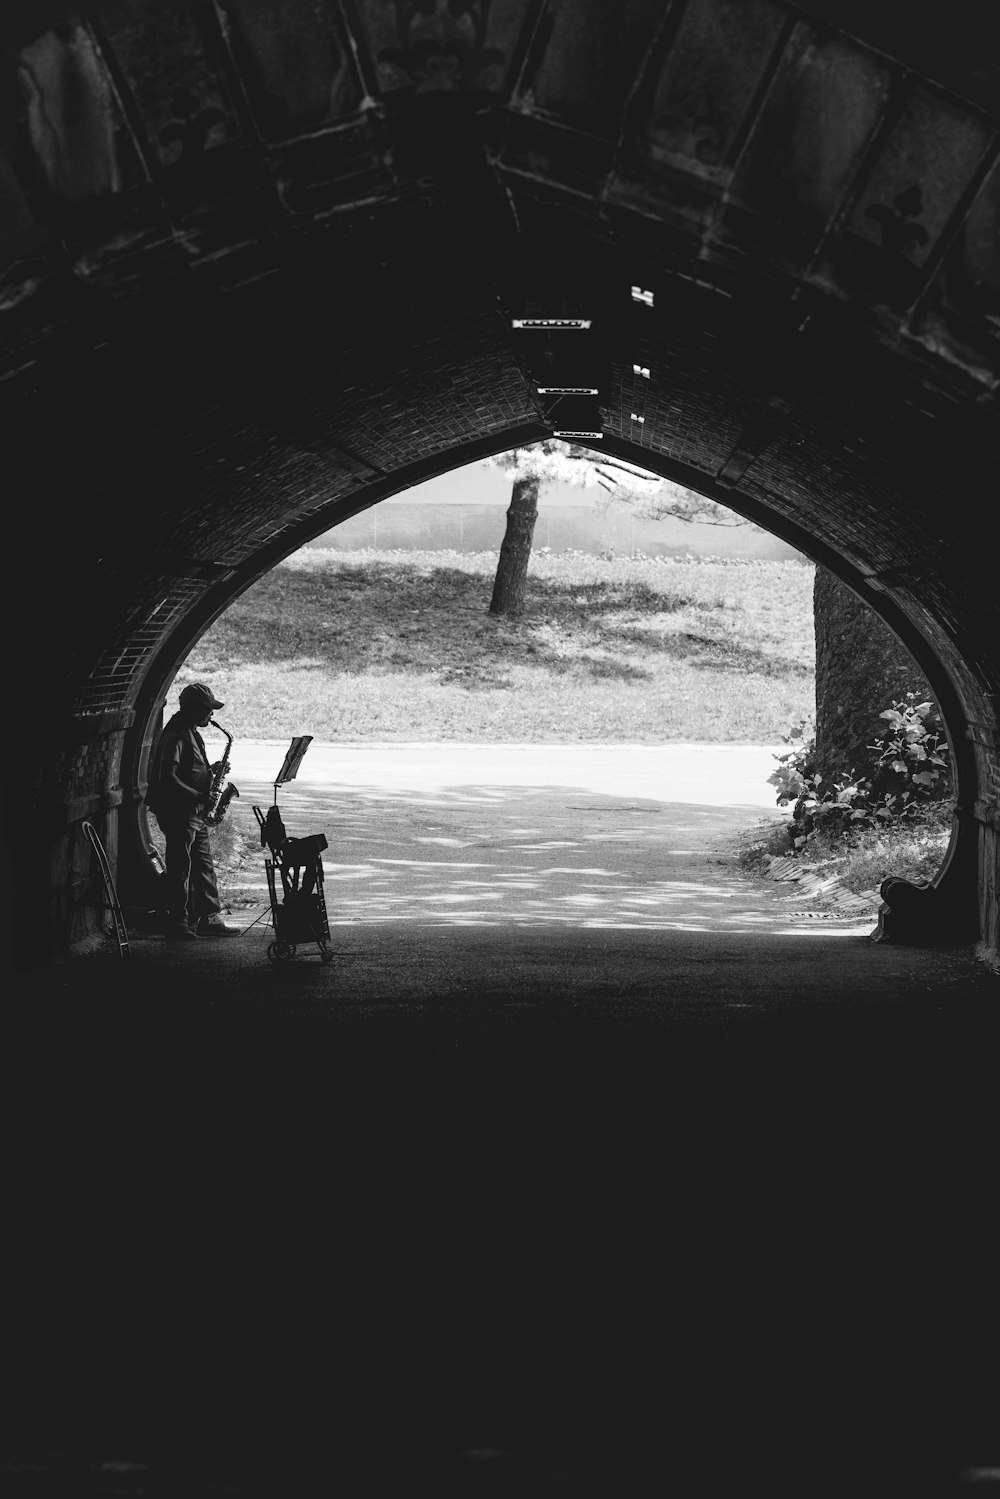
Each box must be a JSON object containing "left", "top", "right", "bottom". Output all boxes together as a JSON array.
[
  {"left": 266, "top": 941, "right": 279, "bottom": 962},
  {"left": 267, "top": 940, "right": 295, "bottom": 961},
  {"left": 320, "top": 948, "right": 334, "bottom": 965}
]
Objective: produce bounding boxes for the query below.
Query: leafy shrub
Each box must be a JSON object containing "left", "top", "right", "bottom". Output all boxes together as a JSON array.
[
  {"left": 768, "top": 718, "right": 816, "bottom": 808},
  {"left": 867, "top": 695, "right": 951, "bottom": 810},
  {"left": 768, "top": 694, "right": 952, "bottom": 851}
]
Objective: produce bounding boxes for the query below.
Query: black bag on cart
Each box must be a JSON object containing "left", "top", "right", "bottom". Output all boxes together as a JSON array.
[
  {"left": 276, "top": 889, "right": 326, "bottom": 943},
  {"left": 281, "top": 834, "right": 328, "bottom": 896}
]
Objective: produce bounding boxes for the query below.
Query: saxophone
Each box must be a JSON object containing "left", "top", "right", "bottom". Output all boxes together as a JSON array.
[{"left": 205, "top": 719, "right": 240, "bottom": 825}]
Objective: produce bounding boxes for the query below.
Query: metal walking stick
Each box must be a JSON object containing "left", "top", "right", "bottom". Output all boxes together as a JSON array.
[{"left": 82, "top": 821, "right": 131, "bottom": 958}]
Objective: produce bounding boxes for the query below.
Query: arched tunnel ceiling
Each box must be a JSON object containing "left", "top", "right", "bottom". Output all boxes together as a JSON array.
[
  {"left": 1, "top": 0, "right": 999, "bottom": 725},
  {"left": 2, "top": 0, "right": 998, "bottom": 384}
]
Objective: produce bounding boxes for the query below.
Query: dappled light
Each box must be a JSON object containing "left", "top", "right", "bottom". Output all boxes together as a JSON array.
[{"left": 225, "top": 780, "right": 877, "bottom": 940}]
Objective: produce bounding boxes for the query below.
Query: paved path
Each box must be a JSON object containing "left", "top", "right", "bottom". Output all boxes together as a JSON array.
[
  {"left": 226, "top": 739, "right": 790, "bottom": 806},
  {"left": 213, "top": 739, "right": 878, "bottom": 940}
]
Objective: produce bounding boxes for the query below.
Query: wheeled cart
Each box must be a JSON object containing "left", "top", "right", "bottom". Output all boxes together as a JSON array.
[
  {"left": 263, "top": 843, "right": 333, "bottom": 964},
  {"left": 254, "top": 805, "right": 334, "bottom": 965},
  {"left": 250, "top": 736, "right": 333, "bottom": 965}
]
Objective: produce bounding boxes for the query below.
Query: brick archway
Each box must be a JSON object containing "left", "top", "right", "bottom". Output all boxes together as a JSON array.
[
  {"left": 112, "top": 396, "right": 984, "bottom": 961},
  {"left": 3, "top": 1, "right": 998, "bottom": 966}
]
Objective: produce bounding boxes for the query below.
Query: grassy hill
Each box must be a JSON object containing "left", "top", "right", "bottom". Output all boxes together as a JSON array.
[{"left": 177, "top": 548, "right": 815, "bottom": 744}]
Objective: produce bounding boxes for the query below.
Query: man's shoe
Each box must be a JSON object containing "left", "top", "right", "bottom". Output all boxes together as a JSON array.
[
  {"left": 197, "top": 916, "right": 240, "bottom": 937},
  {"left": 166, "top": 926, "right": 199, "bottom": 941}
]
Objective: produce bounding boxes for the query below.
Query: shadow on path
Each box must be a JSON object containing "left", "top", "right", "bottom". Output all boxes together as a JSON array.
[{"left": 222, "top": 780, "right": 874, "bottom": 937}]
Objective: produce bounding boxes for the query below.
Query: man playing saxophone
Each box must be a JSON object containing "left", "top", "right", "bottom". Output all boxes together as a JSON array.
[{"left": 146, "top": 681, "right": 240, "bottom": 940}]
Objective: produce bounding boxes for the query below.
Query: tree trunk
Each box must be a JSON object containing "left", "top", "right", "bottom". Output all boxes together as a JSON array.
[
  {"left": 813, "top": 566, "right": 936, "bottom": 781},
  {"left": 489, "top": 474, "right": 541, "bottom": 616}
]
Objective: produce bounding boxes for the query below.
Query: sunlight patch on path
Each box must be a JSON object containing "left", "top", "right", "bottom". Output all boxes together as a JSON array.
[{"left": 221, "top": 747, "right": 879, "bottom": 940}]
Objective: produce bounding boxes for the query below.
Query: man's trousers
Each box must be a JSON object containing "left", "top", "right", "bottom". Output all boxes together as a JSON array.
[{"left": 155, "top": 811, "right": 222, "bottom": 929}]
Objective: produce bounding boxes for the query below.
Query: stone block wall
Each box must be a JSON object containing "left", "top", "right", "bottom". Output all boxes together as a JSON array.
[
  {"left": 813, "top": 566, "right": 940, "bottom": 784},
  {"left": 42, "top": 712, "right": 133, "bottom": 955}
]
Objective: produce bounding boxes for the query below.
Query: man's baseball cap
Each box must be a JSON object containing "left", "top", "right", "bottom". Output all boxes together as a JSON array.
[{"left": 179, "top": 682, "right": 224, "bottom": 711}]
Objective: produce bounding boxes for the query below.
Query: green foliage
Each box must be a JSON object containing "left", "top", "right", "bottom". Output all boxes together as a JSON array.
[
  {"left": 630, "top": 482, "right": 759, "bottom": 529},
  {"left": 737, "top": 801, "right": 952, "bottom": 897},
  {"left": 487, "top": 439, "right": 757, "bottom": 527},
  {"left": 767, "top": 718, "right": 816, "bottom": 806},
  {"left": 487, "top": 439, "right": 686, "bottom": 507},
  {"left": 207, "top": 812, "right": 250, "bottom": 873},
  {"left": 487, "top": 439, "right": 598, "bottom": 484},
  {"left": 768, "top": 693, "right": 952, "bottom": 852},
  {"left": 868, "top": 696, "right": 951, "bottom": 808}
]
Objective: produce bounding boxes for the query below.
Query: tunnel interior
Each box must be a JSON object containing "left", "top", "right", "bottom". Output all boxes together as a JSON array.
[
  {"left": 2, "top": 0, "right": 998, "bottom": 966},
  {"left": 5, "top": 8, "right": 1000, "bottom": 1492}
]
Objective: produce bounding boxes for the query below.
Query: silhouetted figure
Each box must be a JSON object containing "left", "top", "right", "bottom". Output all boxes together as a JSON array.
[{"left": 147, "top": 682, "right": 239, "bottom": 940}]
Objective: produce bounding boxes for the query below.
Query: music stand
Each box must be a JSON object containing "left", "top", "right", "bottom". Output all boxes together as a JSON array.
[
  {"left": 252, "top": 734, "right": 315, "bottom": 847},
  {"left": 272, "top": 735, "right": 313, "bottom": 803}
]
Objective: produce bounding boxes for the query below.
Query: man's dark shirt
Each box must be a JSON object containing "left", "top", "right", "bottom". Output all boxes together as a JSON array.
[{"left": 148, "top": 712, "right": 212, "bottom": 817}]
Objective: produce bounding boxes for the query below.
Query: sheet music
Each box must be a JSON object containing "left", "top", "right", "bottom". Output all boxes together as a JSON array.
[{"left": 274, "top": 735, "right": 313, "bottom": 786}]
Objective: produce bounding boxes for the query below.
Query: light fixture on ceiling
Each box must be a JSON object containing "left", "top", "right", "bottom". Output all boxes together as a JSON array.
[{"left": 512, "top": 318, "right": 592, "bottom": 329}]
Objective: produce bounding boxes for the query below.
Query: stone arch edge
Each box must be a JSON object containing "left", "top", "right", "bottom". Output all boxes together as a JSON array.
[{"left": 109, "top": 431, "right": 988, "bottom": 959}]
